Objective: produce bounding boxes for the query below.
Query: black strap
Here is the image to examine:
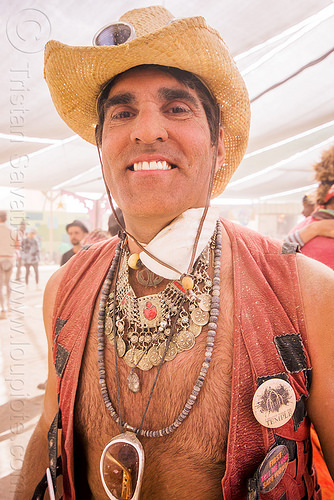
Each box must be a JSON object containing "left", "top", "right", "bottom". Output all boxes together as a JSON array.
[
  {"left": 31, "top": 455, "right": 62, "bottom": 499},
  {"left": 48, "top": 409, "right": 62, "bottom": 489},
  {"left": 31, "top": 409, "right": 62, "bottom": 499}
]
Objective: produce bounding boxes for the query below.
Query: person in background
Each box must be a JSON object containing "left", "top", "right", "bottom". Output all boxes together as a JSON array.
[
  {"left": 15, "top": 220, "right": 26, "bottom": 282},
  {"left": 21, "top": 228, "right": 40, "bottom": 288},
  {"left": 108, "top": 206, "right": 125, "bottom": 236},
  {"left": 301, "top": 192, "right": 316, "bottom": 217},
  {"left": 286, "top": 144, "right": 334, "bottom": 270},
  {"left": 60, "top": 219, "right": 89, "bottom": 266},
  {"left": 0, "top": 210, "right": 17, "bottom": 319}
]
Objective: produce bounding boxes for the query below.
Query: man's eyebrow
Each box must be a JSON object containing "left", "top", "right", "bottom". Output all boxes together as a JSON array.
[
  {"left": 103, "top": 87, "right": 200, "bottom": 111},
  {"left": 104, "top": 92, "right": 135, "bottom": 111},
  {"left": 158, "top": 87, "right": 200, "bottom": 109}
]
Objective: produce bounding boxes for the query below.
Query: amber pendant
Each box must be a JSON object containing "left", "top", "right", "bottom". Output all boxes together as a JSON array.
[{"left": 100, "top": 432, "right": 144, "bottom": 500}]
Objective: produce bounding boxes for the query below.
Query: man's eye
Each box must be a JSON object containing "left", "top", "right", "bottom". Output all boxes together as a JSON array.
[
  {"left": 111, "top": 110, "right": 133, "bottom": 120},
  {"left": 168, "top": 105, "right": 190, "bottom": 114}
]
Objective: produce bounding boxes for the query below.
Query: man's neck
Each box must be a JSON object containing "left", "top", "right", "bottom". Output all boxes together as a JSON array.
[{"left": 124, "top": 214, "right": 177, "bottom": 254}]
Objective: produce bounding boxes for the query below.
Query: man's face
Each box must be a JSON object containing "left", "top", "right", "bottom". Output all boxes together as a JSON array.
[
  {"left": 67, "top": 226, "right": 86, "bottom": 246},
  {"left": 100, "top": 67, "right": 224, "bottom": 224}
]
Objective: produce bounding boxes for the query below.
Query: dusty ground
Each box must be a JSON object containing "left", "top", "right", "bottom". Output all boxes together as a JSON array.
[{"left": 0, "top": 265, "right": 57, "bottom": 499}]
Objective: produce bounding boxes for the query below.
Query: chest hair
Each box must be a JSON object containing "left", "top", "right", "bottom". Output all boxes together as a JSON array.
[{"left": 74, "top": 237, "right": 234, "bottom": 499}]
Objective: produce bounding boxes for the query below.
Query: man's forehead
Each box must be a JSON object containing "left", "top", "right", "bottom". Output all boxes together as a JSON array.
[
  {"left": 106, "top": 66, "right": 201, "bottom": 105},
  {"left": 110, "top": 65, "right": 183, "bottom": 87}
]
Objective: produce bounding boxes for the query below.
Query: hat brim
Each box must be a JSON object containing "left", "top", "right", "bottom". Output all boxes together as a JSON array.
[{"left": 44, "top": 16, "right": 250, "bottom": 197}]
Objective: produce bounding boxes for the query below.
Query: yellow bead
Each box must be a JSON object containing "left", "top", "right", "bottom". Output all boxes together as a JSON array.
[
  {"left": 128, "top": 253, "right": 142, "bottom": 270},
  {"left": 181, "top": 275, "right": 194, "bottom": 290}
]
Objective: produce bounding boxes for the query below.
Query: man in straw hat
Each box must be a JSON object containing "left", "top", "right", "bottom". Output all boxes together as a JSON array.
[{"left": 16, "top": 6, "right": 334, "bottom": 500}]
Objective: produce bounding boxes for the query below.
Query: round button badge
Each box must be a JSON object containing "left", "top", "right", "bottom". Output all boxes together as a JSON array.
[
  {"left": 252, "top": 378, "right": 296, "bottom": 429},
  {"left": 258, "top": 445, "right": 289, "bottom": 492}
]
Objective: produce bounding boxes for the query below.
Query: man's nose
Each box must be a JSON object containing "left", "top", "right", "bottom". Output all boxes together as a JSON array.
[{"left": 130, "top": 109, "right": 168, "bottom": 144}]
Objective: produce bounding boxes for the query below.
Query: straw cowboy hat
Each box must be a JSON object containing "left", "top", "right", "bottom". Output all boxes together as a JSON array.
[{"left": 44, "top": 5, "right": 250, "bottom": 197}]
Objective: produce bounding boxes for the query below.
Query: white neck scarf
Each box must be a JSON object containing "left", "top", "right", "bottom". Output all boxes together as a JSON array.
[{"left": 139, "top": 207, "right": 220, "bottom": 280}]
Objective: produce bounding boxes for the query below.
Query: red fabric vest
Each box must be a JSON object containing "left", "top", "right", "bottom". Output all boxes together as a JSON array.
[{"left": 52, "top": 219, "right": 320, "bottom": 499}]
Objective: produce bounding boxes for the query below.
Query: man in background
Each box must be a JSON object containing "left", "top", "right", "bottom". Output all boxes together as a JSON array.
[{"left": 60, "top": 219, "right": 89, "bottom": 265}]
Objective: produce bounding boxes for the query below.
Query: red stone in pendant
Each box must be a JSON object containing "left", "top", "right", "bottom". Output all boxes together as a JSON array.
[{"left": 144, "top": 301, "right": 157, "bottom": 320}]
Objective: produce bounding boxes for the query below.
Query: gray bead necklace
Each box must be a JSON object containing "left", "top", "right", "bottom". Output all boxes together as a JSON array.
[
  {"left": 97, "top": 221, "right": 222, "bottom": 500},
  {"left": 97, "top": 219, "right": 222, "bottom": 437}
]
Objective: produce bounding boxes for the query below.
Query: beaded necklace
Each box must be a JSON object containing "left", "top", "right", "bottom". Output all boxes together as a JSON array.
[{"left": 97, "top": 220, "right": 222, "bottom": 499}]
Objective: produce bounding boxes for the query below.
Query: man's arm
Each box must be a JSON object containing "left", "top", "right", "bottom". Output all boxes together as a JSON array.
[
  {"left": 14, "top": 265, "right": 67, "bottom": 499},
  {"left": 298, "top": 254, "right": 334, "bottom": 479}
]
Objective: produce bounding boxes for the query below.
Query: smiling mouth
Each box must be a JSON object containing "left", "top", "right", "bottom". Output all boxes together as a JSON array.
[{"left": 129, "top": 160, "right": 175, "bottom": 171}]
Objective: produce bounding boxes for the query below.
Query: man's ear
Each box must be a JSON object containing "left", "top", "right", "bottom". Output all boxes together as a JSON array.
[
  {"left": 215, "top": 127, "right": 225, "bottom": 173},
  {"left": 95, "top": 124, "right": 102, "bottom": 148}
]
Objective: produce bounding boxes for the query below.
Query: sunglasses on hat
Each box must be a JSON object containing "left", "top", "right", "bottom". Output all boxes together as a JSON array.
[
  {"left": 93, "top": 22, "right": 136, "bottom": 46},
  {"left": 93, "top": 18, "right": 177, "bottom": 47}
]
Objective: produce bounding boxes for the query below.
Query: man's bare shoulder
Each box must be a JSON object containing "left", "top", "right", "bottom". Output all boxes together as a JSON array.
[
  {"left": 296, "top": 252, "right": 334, "bottom": 299},
  {"left": 296, "top": 254, "right": 334, "bottom": 478},
  {"left": 296, "top": 253, "right": 334, "bottom": 335},
  {"left": 296, "top": 252, "right": 334, "bottom": 392},
  {"left": 46, "top": 263, "right": 68, "bottom": 291}
]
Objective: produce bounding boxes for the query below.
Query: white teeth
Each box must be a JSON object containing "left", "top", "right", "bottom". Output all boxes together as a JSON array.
[{"left": 133, "top": 161, "right": 171, "bottom": 171}]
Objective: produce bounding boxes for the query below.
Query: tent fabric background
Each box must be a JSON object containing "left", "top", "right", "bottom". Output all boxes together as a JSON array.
[{"left": 1, "top": 0, "right": 334, "bottom": 203}]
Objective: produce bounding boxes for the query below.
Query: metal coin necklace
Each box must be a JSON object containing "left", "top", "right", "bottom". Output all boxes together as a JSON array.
[
  {"left": 97, "top": 221, "right": 222, "bottom": 500},
  {"left": 104, "top": 236, "right": 214, "bottom": 393}
]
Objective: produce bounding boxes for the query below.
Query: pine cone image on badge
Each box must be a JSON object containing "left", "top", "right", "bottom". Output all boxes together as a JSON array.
[{"left": 257, "top": 384, "right": 292, "bottom": 414}]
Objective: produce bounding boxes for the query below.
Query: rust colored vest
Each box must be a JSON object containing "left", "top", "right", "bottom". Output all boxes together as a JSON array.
[
  {"left": 51, "top": 220, "right": 320, "bottom": 499},
  {"left": 221, "top": 221, "right": 320, "bottom": 500}
]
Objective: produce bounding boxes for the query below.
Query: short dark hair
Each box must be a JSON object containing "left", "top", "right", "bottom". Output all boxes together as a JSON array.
[
  {"left": 95, "top": 65, "right": 220, "bottom": 147},
  {"left": 108, "top": 207, "right": 125, "bottom": 236},
  {"left": 65, "top": 220, "right": 89, "bottom": 233}
]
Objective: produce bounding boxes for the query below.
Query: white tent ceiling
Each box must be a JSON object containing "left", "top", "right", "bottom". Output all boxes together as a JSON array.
[{"left": 1, "top": 0, "right": 334, "bottom": 205}]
